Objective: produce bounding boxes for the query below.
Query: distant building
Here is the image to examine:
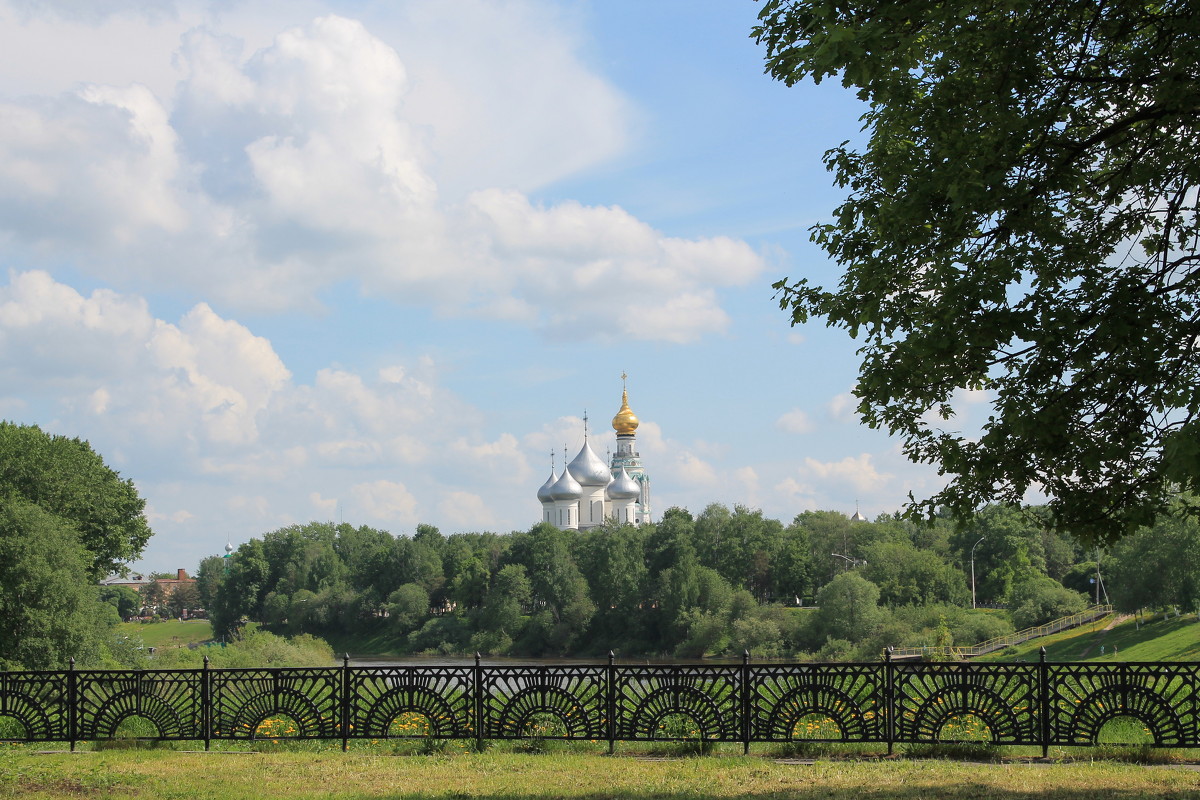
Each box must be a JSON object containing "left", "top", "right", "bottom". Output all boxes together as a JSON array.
[
  {"left": 537, "top": 379, "right": 652, "bottom": 530},
  {"left": 99, "top": 569, "right": 199, "bottom": 617},
  {"left": 100, "top": 568, "right": 195, "bottom": 593}
]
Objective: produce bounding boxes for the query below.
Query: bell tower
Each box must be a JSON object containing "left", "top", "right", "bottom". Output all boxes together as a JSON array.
[{"left": 609, "top": 373, "right": 651, "bottom": 524}]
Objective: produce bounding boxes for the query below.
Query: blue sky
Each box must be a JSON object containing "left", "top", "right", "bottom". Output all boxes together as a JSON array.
[{"left": 0, "top": 0, "right": 981, "bottom": 574}]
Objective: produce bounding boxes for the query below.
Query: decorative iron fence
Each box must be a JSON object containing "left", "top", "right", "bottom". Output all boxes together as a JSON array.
[{"left": 1, "top": 651, "right": 1196, "bottom": 755}]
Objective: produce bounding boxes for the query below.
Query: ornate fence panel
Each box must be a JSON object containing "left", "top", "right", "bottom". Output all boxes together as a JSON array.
[
  {"left": 612, "top": 663, "right": 742, "bottom": 742},
  {"left": 209, "top": 667, "right": 341, "bottom": 740},
  {"left": 75, "top": 668, "right": 204, "bottom": 741},
  {"left": 479, "top": 663, "right": 606, "bottom": 741},
  {"left": 1046, "top": 662, "right": 1200, "bottom": 748},
  {"left": 0, "top": 669, "right": 69, "bottom": 742},
  {"left": 1, "top": 654, "right": 1198, "bottom": 750},
  {"left": 892, "top": 661, "right": 1040, "bottom": 745},
  {"left": 749, "top": 661, "right": 886, "bottom": 744},
  {"left": 347, "top": 663, "right": 474, "bottom": 740}
]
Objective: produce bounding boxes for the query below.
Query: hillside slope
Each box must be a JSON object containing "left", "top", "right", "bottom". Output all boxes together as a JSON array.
[{"left": 980, "top": 614, "right": 1199, "bottom": 662}]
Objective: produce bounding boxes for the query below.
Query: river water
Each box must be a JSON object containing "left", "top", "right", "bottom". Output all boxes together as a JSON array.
[{"left": 347, "top": 654, "right": 768, "bottom": 668}]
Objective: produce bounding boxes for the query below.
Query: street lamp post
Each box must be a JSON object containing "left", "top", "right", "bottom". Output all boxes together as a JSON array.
[{"left": 970, "top": 536, "right": 985, "bottom": 609}]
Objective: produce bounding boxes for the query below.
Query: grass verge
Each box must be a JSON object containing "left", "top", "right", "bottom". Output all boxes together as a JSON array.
[{"left": 2, "top": 749, "right": 1199, "bottom": 800}]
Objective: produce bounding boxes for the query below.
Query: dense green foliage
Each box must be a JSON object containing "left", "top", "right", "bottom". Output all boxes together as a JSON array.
[
  {"left": 0, "top": 499, "right": 115, "bottom": 668},
  {"left": 755, "top": 1, "right": 1200, "bottom": 543},
  {"left": 197, "top": 500, "right": 1199, "bottom": 660},
  {"left": 0, "top": 423, "right": 154, "bottom": 668},
  {"left": 0, "top": 422, "right": 151, "bottom": 577},
  {"left": 1108, "top": 504, "right": 1200, "bottom": 613},
  {"left": 112, "top": 623, "right": 334, "bottom": 669},
  {"left": 150, "top": 626, "right": 335, "bottom": 668}
]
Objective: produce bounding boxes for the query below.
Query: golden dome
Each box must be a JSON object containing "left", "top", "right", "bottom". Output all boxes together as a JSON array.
[{"left": 612, "top": 388, "right": 639, "bottom": 435}]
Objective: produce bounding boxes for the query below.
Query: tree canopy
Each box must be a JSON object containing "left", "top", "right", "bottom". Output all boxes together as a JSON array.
[
  {"left": 0, "top": 422, "right": 152, "bottom": 576},
  {"left": 0, "top": 499, "right": 113, "bottom": 668},
  {"left": 754, "top": 1, "right": 1200, "bottom": 543}
]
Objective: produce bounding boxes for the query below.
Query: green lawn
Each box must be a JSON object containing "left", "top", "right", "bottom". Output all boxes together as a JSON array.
[
  {"left": 1, "top": 750, "right": 1198, "bottom": 800},
  {"left": 118, "top": 619, "right": 214, "bottom": 649},
  {"left": 980, "top": 613, "right": 1200, "bottom": 663}
]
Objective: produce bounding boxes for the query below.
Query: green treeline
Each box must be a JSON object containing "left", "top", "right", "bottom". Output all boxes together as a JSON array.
[
  {"left": 198, "top": 503, "right": 1200, "bottom": 661},
  {"left": 5, "top": 416, "right": 1195, "bottom": 670}
]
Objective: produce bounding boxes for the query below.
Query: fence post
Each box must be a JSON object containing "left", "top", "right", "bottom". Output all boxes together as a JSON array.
[
  {"left": 1039, "top": 647, "right": 1050, "bottom": 758},
  {"left": 67, "top": 658, "right": 77, "bottom": 752},
  {"left": 885, "top": 647, "right": 894, "bottom": 756},
  {"left": 607, "top": 651, "right": 616, "bottom": 755},
  {"left": 202, "top": 655, "right": 211, "bottom": 751},
  {"left": 474, "top": 653, "right": 484, "bottom": 750},
  {"left": 341, "top": 654, "right": 350, "bottom": 752},
  {"left": 741, "top": 650, "right": 751, "bottom": 755}
]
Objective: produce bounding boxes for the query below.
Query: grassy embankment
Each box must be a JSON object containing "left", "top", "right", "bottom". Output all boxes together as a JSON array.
[
  {"left": 118, "top": 619, "right": 214, "bottom": 650},
  {"left": 321, "top": 626, "right": 399, "bottom": 659},
  {"left": 2, "top": 750, "right": 1199, "bottom": 800},
  {"left": 979, "top": 613, "right": 1200, "bottom": 663}
]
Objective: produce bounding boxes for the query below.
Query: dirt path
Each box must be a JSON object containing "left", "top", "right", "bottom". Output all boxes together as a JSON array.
[{"left": 1076, "top": 613, "right": 1132, "bottom": 658}]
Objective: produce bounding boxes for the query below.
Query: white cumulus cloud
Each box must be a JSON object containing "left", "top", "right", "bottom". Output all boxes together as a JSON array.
[
  {"left": 776, "top": 408, "right": 814, "bottom": 434},
  {"left": 0, "top": 9, "right": 764, "bottom": 342}
]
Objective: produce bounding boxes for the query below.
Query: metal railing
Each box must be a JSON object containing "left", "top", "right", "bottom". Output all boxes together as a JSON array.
[
  {"left": 889, "top": 605, "right": 1114, "bottom": 660},
  {"left": 1, "top": 649, "right": 1195, "bottom": 755}
]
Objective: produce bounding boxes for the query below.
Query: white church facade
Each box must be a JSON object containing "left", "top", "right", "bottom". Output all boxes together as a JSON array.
[{"left": 537, "top": 382, "right": 652, "bottom": 530}]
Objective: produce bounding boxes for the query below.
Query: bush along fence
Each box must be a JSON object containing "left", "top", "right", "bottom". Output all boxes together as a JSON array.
[{"left": 0, "top": 651, "right": 1196, "bottom": 755}]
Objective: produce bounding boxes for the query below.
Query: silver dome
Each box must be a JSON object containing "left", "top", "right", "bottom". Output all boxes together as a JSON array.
[
  {"left": 537, "top": 471, "right": 557, "bottom": 503},
  {"left": 567, "top": 440, "right": 612, "bottom": 487},
  {"left": 548, "top": 467, "right": 583, "bottom": 500},
  {"left": 606, "top": 466, "right": 640, "bottom": 501}
]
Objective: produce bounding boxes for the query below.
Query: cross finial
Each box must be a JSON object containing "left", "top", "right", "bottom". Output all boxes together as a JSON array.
[{"left": 583, "top": 409, "right": 589, "bottom": 439}]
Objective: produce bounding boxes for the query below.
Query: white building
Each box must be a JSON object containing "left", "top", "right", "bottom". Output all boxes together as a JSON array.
[{"left": 537, "top": 382, "right": 652, "bottom": 530}]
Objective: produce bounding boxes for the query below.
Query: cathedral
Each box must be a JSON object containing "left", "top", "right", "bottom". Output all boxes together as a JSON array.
[{"left": 537, "top": 381, "right": 652, "bottom": 529}]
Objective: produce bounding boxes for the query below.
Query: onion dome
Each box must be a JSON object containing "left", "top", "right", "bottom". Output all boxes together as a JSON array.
[
  {"left": 224, "top": 541, "right": 234, "bottom": 555},
  {"left": 606, "top": 467, "right": 640, "bottom": 501},
  {"left": 567, "top": 440, "right": 612, "bottom": 487},
  {"left": 548, "top": 467, "right": 583, "bottom": 500},
  {"left": 537, "top": 471, "right": 558, "bottom": 503},
  {"left": 612, "top": 388, "right": 639, "bottom": 435}
]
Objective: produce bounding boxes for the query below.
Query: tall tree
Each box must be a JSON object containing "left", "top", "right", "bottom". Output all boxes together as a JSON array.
[
  {"left": 0, "top": 499, "right": 110, "bottom": 668},
  {"left": 472, "top": 564, "right": 531, "bottom": 653},
  {"left": 522, "top": 523, "right": 595, "bottom": 641},
  {"left": 862, "top": 540, "right": 968, "bottom": 607},
  {"left": 952, "top": 505, "right": 1047, "bottom": 603},
  {"left": 0, "top": 422, "right": 151, "bottom": 577},
  {"left": 1109, "top": 510, "right": 1200, "bottom": 612},
  {"left": 210, "top": 539, "right": 270, "bottom": 639},
  {"left": 772, "top": 518, "right": 813, "bottom": 603},
  {"left": 194, "top": 555, "right": 227, "bottom": 612},
  {"left": 813, "top": 572, "right": 884, "bottom": 644},
  {"left": 166, "top": 582, "right": 201, "bottom": 619},
  {"left": 755, "top": 1, "right": 1200, "bottom": 543}
]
